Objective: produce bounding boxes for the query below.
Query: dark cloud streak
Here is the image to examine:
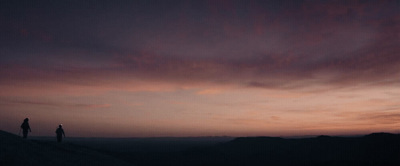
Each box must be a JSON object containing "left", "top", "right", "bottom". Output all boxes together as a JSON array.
[{"left": 0, "top": 97, "right": 110, "bottom": 109}]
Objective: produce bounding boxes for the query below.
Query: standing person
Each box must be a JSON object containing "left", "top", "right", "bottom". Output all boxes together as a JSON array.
[
  {"left": 56, "top": 124, "right": 65, "bottom": 142},
  {"left": 20, "top": 118, "right": 31, "bottom": 139}
]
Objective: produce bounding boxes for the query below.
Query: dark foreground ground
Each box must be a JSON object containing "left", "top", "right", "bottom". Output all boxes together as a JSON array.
[{"left": 1, "top": 130, "right": 400, "bottom": 166}]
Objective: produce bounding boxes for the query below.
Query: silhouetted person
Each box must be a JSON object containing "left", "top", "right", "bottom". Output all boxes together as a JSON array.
[
  {"left": 56, "top": 124, "right": 65, "bottom": 142},
  {"left": 20, "top": 118, "right": 31, "bottom": 138}
]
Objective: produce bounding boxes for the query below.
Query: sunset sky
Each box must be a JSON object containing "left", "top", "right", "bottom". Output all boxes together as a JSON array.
[{"left": 1, "top": 0, "right": 400, "bottom": 137}]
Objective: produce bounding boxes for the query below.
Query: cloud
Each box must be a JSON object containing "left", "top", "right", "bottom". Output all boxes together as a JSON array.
[
  {"left": 0, "top": 98, "right": 111, "bottom": 109},
  {"left": 358, "top": 111, "right": 400, "bottom": 125},
  {"left": 0, "top": 0, "right": 399, "bottom": 95}
]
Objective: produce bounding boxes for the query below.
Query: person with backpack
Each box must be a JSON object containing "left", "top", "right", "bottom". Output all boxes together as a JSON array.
[
  {"left": 56, "top": 124, "right": 65, "bottom": 142},
  {"left": 20, "top": 118, "right": 31, "bottom": 138}
]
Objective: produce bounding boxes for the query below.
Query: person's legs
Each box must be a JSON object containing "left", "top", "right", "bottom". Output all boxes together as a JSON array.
[
  {"left": 57, "top": 135, "right": 62, "bottom": 142},
  {"left": 23, "top": 131, "right": 28, "bottom": 138}
]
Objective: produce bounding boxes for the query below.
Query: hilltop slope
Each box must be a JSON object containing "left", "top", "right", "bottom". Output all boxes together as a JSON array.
[
  {"left": 0, "top": 130, "right": 131, "bottom": 166},
  {"left": 3, "top": 130, "right": 400, "bottom": 166}
]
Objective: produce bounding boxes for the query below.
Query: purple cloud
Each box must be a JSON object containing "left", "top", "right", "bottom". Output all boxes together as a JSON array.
[{"left": 1, "top": 0, "right": 399, "bottom": 91}]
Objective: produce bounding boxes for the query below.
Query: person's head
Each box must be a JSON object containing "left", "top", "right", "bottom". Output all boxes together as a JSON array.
[
  {"left": 59, "top": 124, "right": 62, "bottom": 128},
  {"left": 24, "top": 118, "right": 29, "bottom": 122}
]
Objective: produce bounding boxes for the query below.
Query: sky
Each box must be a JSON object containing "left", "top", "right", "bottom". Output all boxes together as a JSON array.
[{"left": 1, "top": 0, "right": 400, "bottom": 137}]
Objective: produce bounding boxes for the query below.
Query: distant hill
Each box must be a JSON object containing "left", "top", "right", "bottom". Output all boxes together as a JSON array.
[
  {"left": 180, "top": 133, "right": 400, "bottom": 166},
  {"left": 0, "top": 130, "right": 131, "bottom": 166}
]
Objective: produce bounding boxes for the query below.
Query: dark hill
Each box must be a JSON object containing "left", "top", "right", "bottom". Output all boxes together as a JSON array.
[
  {"left": 179, "top": 133, "right": 400, "bottom": 166},
  {"left": 3, "top": 130, "right": 400, "bottom": 166},
  {"left": 99, "top": 133, "right": 400, "bottom": 166},
  {"left": 0, "top": 130, "right": 131, "bottom": 166}
]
